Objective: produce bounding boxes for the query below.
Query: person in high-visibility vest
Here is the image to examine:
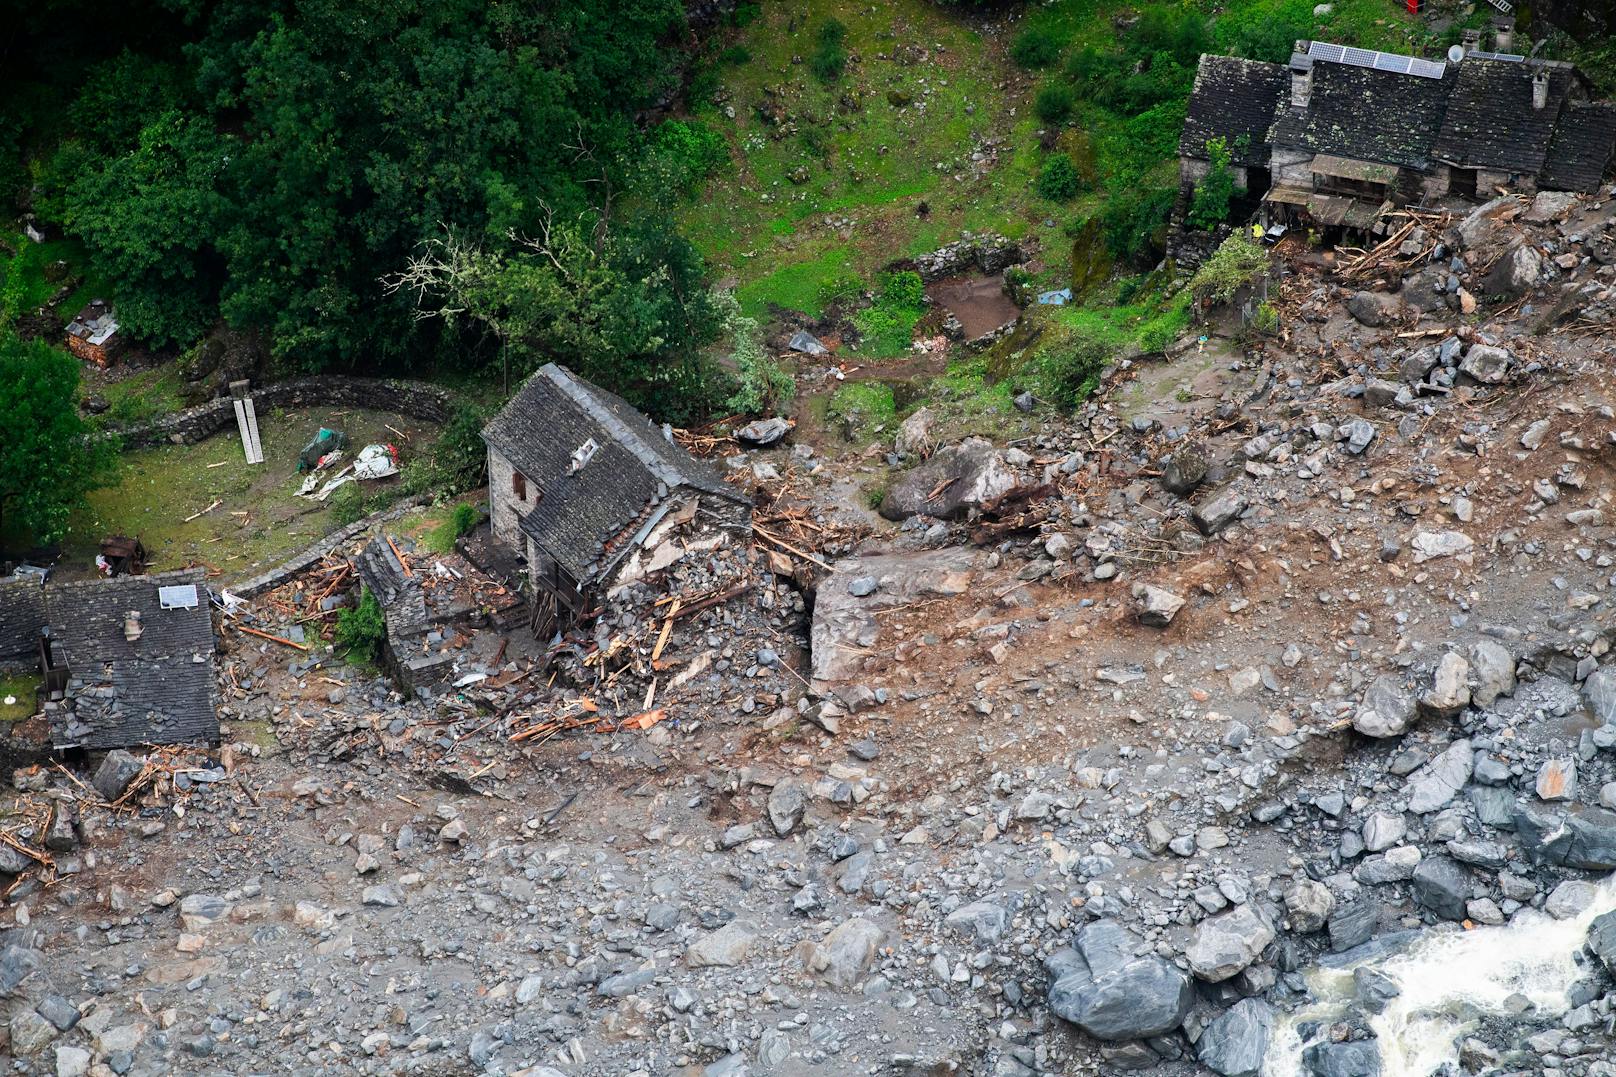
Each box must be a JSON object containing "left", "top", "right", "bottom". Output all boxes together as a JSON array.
[{"left": 1252, "top": 222, "right": 1265, "bottom": 241}]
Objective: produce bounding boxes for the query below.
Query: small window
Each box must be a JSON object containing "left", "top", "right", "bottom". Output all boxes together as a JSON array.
[{"left": 512, "top": 471, "right": 527, "bottom": 500}]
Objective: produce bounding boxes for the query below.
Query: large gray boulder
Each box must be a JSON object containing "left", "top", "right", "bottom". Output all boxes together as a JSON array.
[
  {"left": 1193, "top": 488, "right": 1249, "bottom": 535},
  {"left": 1354, "top": 676, "right": 1415, "bottom": 738},
  {"left": 879, "top": 437, "right": 1016, "bottom": 520},
  {"left": 1588, "top": 910, "right": 1616, "bottom": 972},
  {"left": 1197, "top": 998, "right": 1275, "bottom": 1077},
  {"left": 1584, "top": 667, "right": 1616, "bottom": 725},
  {"left": 92, "top": 750, "right": 144, "bottom": 802},
  {"left": 1347, "top": 291, "right": 1400, "bottom": 327},
  {"left": 1458, "top": 344, "right": 1512, "bottom": 385},
  {"left": 1406, "top": 740, "right": 1473, "bottom": 814},
  {"left": 1303, "top": 1040, "right": 1381, "bottom": 1077},
  {"left": 1482, "top": 242, "right": 1542, "bottom": 298},
  {"left": 809, "top": 549, "right": 978, "bottom": 688},
  {"left": 1045, "top": 920, "right": 1192, "bottom": 1041},
  {"left": 1468, "top": 640, "right": 1516, "bottom": 707},
  {"left": 1411, "top": 856, "right": 1471, "bottom": 921},
  {"left": 1186, "top": 904, "right": 1274, "bottom": 982},
  {"left": 808, "top": 917, "right": 886, "bottom": 988},
  {"left": 1514, "top": 801, "right": 1616, "bottom": 870}
]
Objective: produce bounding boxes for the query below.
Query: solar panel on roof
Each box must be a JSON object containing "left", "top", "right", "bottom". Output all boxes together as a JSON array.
[
  {"left": 1468, "top": 50, "right": 1525, "bottom": 62},
  {"left": 1308, "top": 39, "right": 1446, "bottom": 80},
  {"left": 158, "top": 584, "right": 199, "bottom": 610}
]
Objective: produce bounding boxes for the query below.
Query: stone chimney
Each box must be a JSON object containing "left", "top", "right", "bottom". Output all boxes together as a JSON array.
[
  {"left": 1290, "top": 48, "right": 1314, "bottom": 110},
  {"left": 123, "top": 611, "right": 143, "bottom": 643},
  {"left": 1461, "top": 28, "right": 1482, "bottom": 53},
  {"left": 1532, "top": 68, "right": 1549, "bottom": 110},
  {"left": 1492, "top": 16, "right": 1515, "bottom": 52}
]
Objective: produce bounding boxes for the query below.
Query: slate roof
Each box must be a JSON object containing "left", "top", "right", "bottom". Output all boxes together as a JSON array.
[
  {"left": 0, "top": 576, "right": 47, "bottom": 664},
  {"left": 1271, "top": 59, "right": 1456, "bottom": 171},
  {"left": 1179, "top": 55, "right": 1288, "bottom": 167},
  {"left": 1432, "top": 59, "right": 1580, "bottom": 174},
  {"left": 1542, "top": 102, "right": 1616, "bottom": 193},
  {"left": 354, "top": 537, "right": 429, "bottom": 641},
  {"left": 483, "top": 364, "right": 748, "bottom": 583},
  {"left": 46, "top": 568, "right": 219, "bottom": 750}
]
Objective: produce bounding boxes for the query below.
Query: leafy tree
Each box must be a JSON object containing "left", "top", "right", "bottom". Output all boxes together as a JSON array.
[
  {"left": 1037, "top": 326, "right": 1112, "bottom": 408},
  {"left": 647, "top": 119, "right": 730, "bottom": 195},
  {"left": 1189, "top": 233, "right": 1270, "bottom": 304},
  {"left": 0, "top": 332, "right": 119, "bottom": 544},
  {"left": 386, "top": 212, "right": 726, "bottom": 421},
  {"left": 65, "top": 110, "right": 227, "bottom": 346},
  {"left": 717, "top": 293, "right": 794, "bottom": 415},
  {"left": 1188, "top": 136, "right": 1237, "bottom": 231}
]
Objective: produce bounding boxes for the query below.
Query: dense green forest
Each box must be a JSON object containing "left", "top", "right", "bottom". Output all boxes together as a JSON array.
[
  {"left": 2, "top": 0, "right": 1606, "bottom": 430},
  {"left": 0, "top": 0, "right": 758, "bottom": 418}
]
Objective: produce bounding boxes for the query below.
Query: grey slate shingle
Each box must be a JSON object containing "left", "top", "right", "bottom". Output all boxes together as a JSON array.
[
  {"left": 1431, "top": 59, "right": 1578, "bottom": 175},
  {"left": 46, "top": 568, "right": 219, "bottom": 750},
  {"left": 482, "top": 364, "right": 748, "bottom": 582},
  {"left": 1270, "top": 60, "right": 1456, "bottom": 171},
  {"left": 1178, "top": 55, "right": 1288, "bottom": 167},
  {"left": 1542, "top": 102, "right": 1616, "bottom": 193},
  {"left": 0, "top": 576, "right": 47, "bottom": 663}
]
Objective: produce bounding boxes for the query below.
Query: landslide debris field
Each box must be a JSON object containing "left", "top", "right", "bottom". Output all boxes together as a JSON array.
[{"left": 7, "top": 190, "right": 1616, "bottom": 1076}]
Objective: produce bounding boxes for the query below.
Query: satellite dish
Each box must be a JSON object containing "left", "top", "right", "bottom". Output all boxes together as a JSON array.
[{"left": 1447, "top": 44, "right": 1466, "bottom": 63}]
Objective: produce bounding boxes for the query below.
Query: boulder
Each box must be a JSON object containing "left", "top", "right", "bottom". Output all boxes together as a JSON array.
[
  {"left": 894, "top": 407, "right": 936, "bottom": 457},
  {"left": 1303, "top": 1040, "right": 1381, "bottom": 1077},
  {"left": 1399, "top": 267, "right": 1448, "bottom": 313},
  {"left": 1162, "top": 448, "right": 1209, "bottom": 495},
  {"left": 879, "top": 437, "right": 1016, "bottom": 520},
  {"left": 808, "top": 917, "right": 886, "bottom": 988},
  {"left": 1134, "top": 584, "right": 1186, "bottom": 628},
  {"left": 92, "top": 750, "right": 145, "bottom": 802},
  {"left": 1525, "top": 190, "right": 1579, "bottom": 223},
  {"left": 1197, "top": 998, "right": 1274, "bottom": 1077},
  {"left": 1468, "top": 640, "right": 1516, "bottom": 707},
  {"left": 1536, "top": 757, "right": 1577, "bottom": 801},
  {"left": 734, "top": 417, "right": 793, "bottom": 447},
  {"left": 1514, "top": 801, "right": 1616, "bottom": 870},
  {"left": 944, "top": 901, "right": 1008, "bottom": 945},
  {"left": 1411, "top": 856, "right": 1471, "bottom": 920},
  {"left": 1354, "top": 676, "right": 1415, "bottom": 738},
  {"left": 767, "top": 780, "right": 806, "bottom": 836},
  {"left": 1584, "top": 667, "right": 1616, "bottom": 724},
  {"left": 1406, "top": 740, "right": 1473, "bottom": 814},
  {"left": 1045, "top": 920, "right": 1193, "bottom": 1041},
  {"left": 685, "top": 921, "right": 758, "bottom": 968},
  {"left": 1361, "top": 812, "right": 1406, "bottom": 853},
  {"left": 1587, "top": 909, "right": 1616, "bottom": 972},
  {"left": 1327, "top": 902, "right": 1377, "bottom": 952},
  {"left": 810, "top": 549, "right": 978, "bottom": 688},
  {"left": 1459, "top": 344, "right": 1512, "bottom": 385},
  {"left": 1347, "top": 291, "right": 1400, "bottom": 327},
  {"left": 1284, "top": 880, "right": 1335, "bottom": 933},
  {"left": 1482, "top": 242, "right": 1542, "bottom": 298},
  {"left": 1410, "top": 530, "right": 1473, "bottom": 562},
  {"left": 1192, "top": 488, "right": 1248, "bottom": 535},
  {"left": 1418, "top": 652, "right": 1471, "bottom": 718},
  {"left": 1186, "top": 904, "right": 1274, "bottom": 982}
]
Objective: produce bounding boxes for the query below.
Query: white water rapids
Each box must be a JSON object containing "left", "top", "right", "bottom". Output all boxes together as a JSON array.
[{"left": 1265, "top": 872, "right": 1616, "bottom": 1076}]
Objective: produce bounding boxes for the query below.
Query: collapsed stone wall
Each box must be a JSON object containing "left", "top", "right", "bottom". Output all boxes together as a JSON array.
[{"left": 114, "top": 376, "right": 456, "bottom": 450}]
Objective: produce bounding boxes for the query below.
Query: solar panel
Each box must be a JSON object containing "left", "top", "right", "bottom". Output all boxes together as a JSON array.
[
  {"left": 1308, "top": 39, "right": 1446, "bottom": 80},
  {"left": 1468, "top": 50, "right": 1524, "bottom": 62},
  {"left": 158, "top": 584, "right": 199, "bottom": 610}
]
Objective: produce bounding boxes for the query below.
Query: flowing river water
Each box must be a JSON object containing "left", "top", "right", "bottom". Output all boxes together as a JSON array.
[{"left": 1265, "top": 872, "right": 1616, "bottom": 1076}]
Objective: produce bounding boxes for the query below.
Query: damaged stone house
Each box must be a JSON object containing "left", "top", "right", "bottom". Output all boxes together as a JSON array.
[
  {"left": 481, "top": 363, "right": 752, "bottom": 638},
  {"left": 1176, "top": 22, "right": 1616, "bottom": 246},
  {"left": 0, "top": 569, "right": 219, "bottom": 750}
]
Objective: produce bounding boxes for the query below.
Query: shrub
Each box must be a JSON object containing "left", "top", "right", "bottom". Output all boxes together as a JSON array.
[
  {"left": 1036, "top": 155, "right": 1083, "bottom": 201},
  {"left": 732, "top": 2, "right": 761, "bottom": 28},
  {"left": 653, "top": 119, "right": 729, "bottom": 194},
  {"left": 1189, "top": 233, "right": 1270, "bottom": 305},
  {"left": 334, "top": 587, "right": 387, "bottom": 666},
  {"left": 718, "top": 292, "right": 795, "bottom": 414},
  {"left": 1011, "top": 24, "right": 1066, "bottom": 69},
  {"left": 811, "top": 19, "right": 848, "bottom": 82},
  {"left": 1100, "top": 185, "right": 1175, "bottom": 264},
  {"left": 1187, "top": 136, "right": 1236, "bottom": 231},
  {"left": 719, "top": 45, "right": 751, "bottom": 65},
  {"left": 401, "top": 402, "right": 489, "bottom": 498},
  {"left": 854, "top": 270, "right": 927, "bottom": 355},
  {"left": 1037, "top": 327, "right": 1113, "bottom": 408},
  {"left": 427, "top": 502, "right": 480, "bottom": 553},
  {"left": 816, "top": 269, "right": 864, "bottom": 308},
  {"left": 1034, "top": 83, "right": 1075, "bottom": 126},
  {"left": 826, "top": 381, "right": 896, "bottom": 441}
]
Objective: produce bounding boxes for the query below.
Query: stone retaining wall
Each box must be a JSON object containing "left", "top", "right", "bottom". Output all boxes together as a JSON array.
[
  {"left": 114, "top": 376, "right": 456, "bottom": 450},
  {"left": 227, "top": 495, "right": 432, "bottom": 598}
]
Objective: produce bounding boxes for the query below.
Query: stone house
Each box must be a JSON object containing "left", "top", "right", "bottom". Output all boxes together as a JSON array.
[
  {"left": 1177, "top": 25, "right": 1616, "bottom": 237},
  {"left": 481, "top": 364, "right": 752, "bottom": 637},
  {"left": 0, "top": 569, "right": 221, "bottom": 750}
]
